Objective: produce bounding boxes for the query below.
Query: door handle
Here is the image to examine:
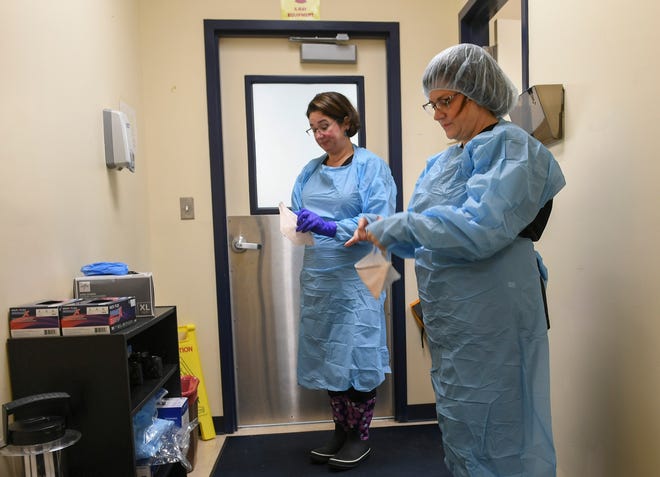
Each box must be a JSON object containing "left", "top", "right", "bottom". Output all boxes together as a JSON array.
[{"left": 231, "top": 235, "right": 262, "bottom": 253}]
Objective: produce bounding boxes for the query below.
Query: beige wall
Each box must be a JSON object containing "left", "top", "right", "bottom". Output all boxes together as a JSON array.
[
  {"left": 529, "top": 2, "right": 660, "bottom": 475},
  {"left": 4, "top": 1, "right": 659, "bottom": 476},
  {"left": 0, "top": 1, "right": 146, "bottom": 474}
]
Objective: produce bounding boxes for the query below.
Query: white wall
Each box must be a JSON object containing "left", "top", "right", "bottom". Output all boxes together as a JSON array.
[{"left": 529, "top": 1, "right": 660, "bottom": 475}]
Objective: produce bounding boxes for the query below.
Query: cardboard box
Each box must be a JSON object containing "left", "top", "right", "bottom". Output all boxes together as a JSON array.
[
  {"left": 157, "top": 397, "right": 189, "bottom": 429},
  {"left": 60, "top": 296, "right": 136, "bottom": 335},
  {"left": 73, "top": 272, "right": 155, "bottom": 317},
  {"left": 8, "top": 299, "right": 81, "bottom": 338}
]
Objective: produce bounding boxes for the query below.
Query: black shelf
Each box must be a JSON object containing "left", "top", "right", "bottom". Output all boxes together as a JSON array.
[
  {"left": 130, "top": 363, "right": 178, "bottom": 415},
  {"left": 121, "top": 308, "right": 174, "bottom": 339},
  {"left": 6, "top": 306, "right": 185, "bottom": 477}
]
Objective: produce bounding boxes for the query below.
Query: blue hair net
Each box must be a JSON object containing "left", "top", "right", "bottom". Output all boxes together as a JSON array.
[{"left": 422, "top": 43, "right": 518, "bottom": 117}]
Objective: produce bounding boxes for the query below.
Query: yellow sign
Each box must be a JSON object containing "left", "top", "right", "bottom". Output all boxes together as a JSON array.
[
  {"left": 178, "top": 324, "right": 216, "bottom": 440},
  {"left": 281, "top": 0, "right": 320, "bottom": 20}
]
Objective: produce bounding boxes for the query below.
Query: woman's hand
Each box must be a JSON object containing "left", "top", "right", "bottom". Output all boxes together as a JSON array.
[
  {"left": 344, "top": 217, "right": 384, "bottom": 251},
  {"left": 296, "top": 208, "right": 337, "bottom": 237}
]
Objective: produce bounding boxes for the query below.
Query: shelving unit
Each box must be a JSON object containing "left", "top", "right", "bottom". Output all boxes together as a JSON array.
[{"left": 6, "top": 306, "right": 185, "bottom": 477}]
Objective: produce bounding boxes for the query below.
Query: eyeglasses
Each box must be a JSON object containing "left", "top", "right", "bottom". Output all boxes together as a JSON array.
[
  {"left": 422, "top": 93, "right": 462, "bottom": 116},
  {"left": 306, "top": 120, "right": 335, "bottom": 136}
]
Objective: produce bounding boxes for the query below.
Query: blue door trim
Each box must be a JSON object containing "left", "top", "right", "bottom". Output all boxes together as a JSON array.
[{"left": 459, "top": 0, "right": 529, "bottom": 90}]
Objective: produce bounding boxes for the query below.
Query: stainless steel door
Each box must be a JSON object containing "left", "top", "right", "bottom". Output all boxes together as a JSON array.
[
  {"left": 219, "top": 31, "right": 394, "bottom": 428},
  {"left": 228, "top": 215, "right": 393, "bottom": 426}
]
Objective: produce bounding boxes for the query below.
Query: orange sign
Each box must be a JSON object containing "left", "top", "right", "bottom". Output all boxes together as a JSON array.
[{"left": 281, "top": 0, "right": 320, "bottom": 20}]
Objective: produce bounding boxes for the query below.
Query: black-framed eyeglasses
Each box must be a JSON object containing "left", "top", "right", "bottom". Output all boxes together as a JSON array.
[
  {"left": 306, "top": 120, "right": 335, "bottom": 136},
  {"left": 422, "top": 93, "right": 462, "bottom": 116}
]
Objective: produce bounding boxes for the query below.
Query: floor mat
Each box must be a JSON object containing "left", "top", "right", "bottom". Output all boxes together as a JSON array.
[{"left": 211, "top": 423, "right": 452, "bottom": 476}]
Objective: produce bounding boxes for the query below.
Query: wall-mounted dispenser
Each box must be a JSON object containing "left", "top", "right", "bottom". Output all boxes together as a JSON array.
[
  {"left": 103, "top": 109, "right": 135, "bottom": 172},
  {"left": 509, "top": 84, "right": 564, "bottom": 146}
]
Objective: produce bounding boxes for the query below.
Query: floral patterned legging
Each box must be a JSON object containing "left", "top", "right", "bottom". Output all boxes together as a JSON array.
[{"left": 328, "top": 388, "right": 377, "bottom": 440}]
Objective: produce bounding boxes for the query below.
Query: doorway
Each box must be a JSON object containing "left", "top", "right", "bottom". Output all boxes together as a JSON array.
[{"left": 203, "top": 20, "right": 405, "bottom": 433}]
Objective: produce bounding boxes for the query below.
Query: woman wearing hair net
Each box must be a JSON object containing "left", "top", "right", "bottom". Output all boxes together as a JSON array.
[{"left": 347, "top": 44, "right": 565, "bottom": 476}]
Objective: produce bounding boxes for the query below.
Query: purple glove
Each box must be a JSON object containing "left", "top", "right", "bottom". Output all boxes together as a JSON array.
[{"left": 296, "top": 208, "right": 337, "bottom": 237}]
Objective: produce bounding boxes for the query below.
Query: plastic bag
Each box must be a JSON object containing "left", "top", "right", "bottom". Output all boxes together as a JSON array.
[
  {"left": 133, "top": 388, "right": 199, "bottom": 471},
  {"left": 133, "top": 390, "right": 169, "bottom": 460},
  {"left": 135, "top": 418, "right": 174, "bottom": 461},
  {"left": 278, "top": 202, "right": 314, "bottom": 246},
  {"left": 354, "top": 247, "right": 401, "bottom": 299},
  {"left": 149, "top": 418, "right": 199, "bottom": 472}
]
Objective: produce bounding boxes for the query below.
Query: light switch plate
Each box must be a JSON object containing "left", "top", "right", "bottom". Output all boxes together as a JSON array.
[{"left": 180, "top": 197, "right": 195, "bottom": 220}]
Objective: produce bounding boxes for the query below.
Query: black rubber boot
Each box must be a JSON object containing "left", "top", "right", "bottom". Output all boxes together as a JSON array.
[
  {"left": 327, "top": 430, "right": 371, "bottom": 470},
  {"left": 310, "top": 422, "right": 347, "bottom": 464}
]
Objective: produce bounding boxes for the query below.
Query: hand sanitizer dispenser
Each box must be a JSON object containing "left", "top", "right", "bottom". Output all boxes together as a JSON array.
[{"left": 103, "top": 109, "right": 135, "bottom": 172}]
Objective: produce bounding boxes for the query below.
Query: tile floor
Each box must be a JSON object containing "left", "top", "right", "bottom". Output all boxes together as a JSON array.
[{"left": 187, "top": 419, "right": 430, "bottom": 476}]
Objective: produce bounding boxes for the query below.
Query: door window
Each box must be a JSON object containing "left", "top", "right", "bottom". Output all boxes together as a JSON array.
[{"left": 245, "top": 76, "right": 365, "bottom": 214}]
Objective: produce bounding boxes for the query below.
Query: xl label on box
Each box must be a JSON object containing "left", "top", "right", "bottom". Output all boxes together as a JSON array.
[{"left": 74, "top": 272, "right": 154, "bottom": 317}]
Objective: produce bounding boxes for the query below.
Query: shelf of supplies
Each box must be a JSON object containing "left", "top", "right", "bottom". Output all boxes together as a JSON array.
[{"left": 7, "top": 306, "right": 184, "bottom": 477}]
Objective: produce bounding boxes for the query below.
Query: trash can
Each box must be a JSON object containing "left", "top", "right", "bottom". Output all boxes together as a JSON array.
[
  {"left": 0, "top": 393, "right": 81, "bottom": 477},
  {"left": 180, "top": 375, "right": 199, "bottom": 471}
]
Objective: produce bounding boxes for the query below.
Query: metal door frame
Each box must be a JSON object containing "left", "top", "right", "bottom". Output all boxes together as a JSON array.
[
  {"left": 459, "top": 0, "right": 529, "bottom": 90},
  {"left": 203, "top": 19, "right": 405, "bottom": 434}
]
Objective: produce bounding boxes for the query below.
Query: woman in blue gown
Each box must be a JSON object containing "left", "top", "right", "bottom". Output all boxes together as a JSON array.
[
  {"left": 291, "top": 92, "right": 397, "bottom": 470},
  {"left": 347, "top": 44, "right": 565, "bottom": 476}
]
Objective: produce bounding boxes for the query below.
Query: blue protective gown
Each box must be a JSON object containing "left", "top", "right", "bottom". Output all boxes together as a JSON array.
[
  {"left": 291, "top": 145, "right": 397, "bottom": 392},
  {"left": 368, "top": 121, "right": 565, "bottom": 476}
]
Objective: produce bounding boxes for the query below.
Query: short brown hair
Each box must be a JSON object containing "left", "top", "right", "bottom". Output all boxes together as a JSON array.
[{"left": 306, "top": 91, "right": 361, "bottom": 137}]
